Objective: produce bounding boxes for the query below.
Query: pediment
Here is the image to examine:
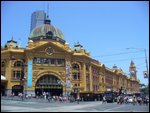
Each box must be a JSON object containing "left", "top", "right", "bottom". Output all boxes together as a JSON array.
[{"left": 26, "top": 41, "right": 72, "bottom": 55}]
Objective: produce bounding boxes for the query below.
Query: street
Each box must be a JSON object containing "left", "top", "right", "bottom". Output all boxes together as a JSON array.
[{"left": 1, "top": 98, "right": 149, "bottom": 112}]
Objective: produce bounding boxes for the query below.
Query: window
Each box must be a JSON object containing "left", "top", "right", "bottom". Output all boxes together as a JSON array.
[
  {"left": 78, "top": 74, "right": 80, "bottom": 80},
  {"left": 16, "top": 71, "right": 21, "bottom": 79},
  {"left": 33, "top": 58, "right": 37, "bottom": 64},
  {"left": 72, "top": 64, "right": 79, "bottom": 70},
  {"left": 33, "top": 57, "right": 65, "bottom": 66},
  {"left": 73, "top": 74, "right": 77, "bottom": 80},
  {"left": 43, "top": 58, "right": 49, "bottom": 64},
  {"left": 14, "top": 61, "right": 23, "bottom": 67},
  {"left": 57, "top": 59, "right": 64, "bottom": 65},
  {"left": 13, "top": 71, "right": 21, "bottom": 80},
  {"left": 50, "top": 59, "right": 56, "bottom": 65},
  {"left": 1, "top": 72, "right": 5, "bottom": 76},
  {"left": 37, "top": 58, "right": 41, "bottom": 64},
  {"left": 1, "top": 61, "right": 5, "bottom": 67},
  {"left": 86, "top": 65, "right": 89, "bottom": 71},
  {"left": 72, "top": 63, "right": 80, "bottom": 81}
]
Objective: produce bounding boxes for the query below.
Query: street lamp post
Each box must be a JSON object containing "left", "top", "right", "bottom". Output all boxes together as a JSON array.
[
  {"left": 21, "top": 62, "right": 27, "bottom": 100},
  {"left": 126, "top": 48, "right": 149, "bottom": 88}
]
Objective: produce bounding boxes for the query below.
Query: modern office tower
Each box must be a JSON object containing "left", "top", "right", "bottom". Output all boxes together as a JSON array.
[{"left": 30, "top": 10, "right": 46, "bottom": 32}]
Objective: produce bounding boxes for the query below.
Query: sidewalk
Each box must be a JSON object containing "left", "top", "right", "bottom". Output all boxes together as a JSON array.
[
  {"left": 1, "top": 96, "right": 103, "bottom": 104},
  {"left": 1, "top": 96, "right": 50, "bottom": 103}
]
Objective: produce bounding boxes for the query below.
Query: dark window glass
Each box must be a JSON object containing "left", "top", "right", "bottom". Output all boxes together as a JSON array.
[
  {"left": 33, "top": 58, "right": 36, "bottom": 64},
  {"left": 51, "top": 59, "right": 55, "bottom": 65},
  {"left": 14, "top": 61, "right": 23, "bottom": 67},
  {"left": 78, "top": 74, "right": 80, "bottom": 80},
  {"left": 73, "top": 74, "right": 77, "bottom": 80},
  {"left": 1, "top": 61, "right": 5, "bottom": 67},
  {"left": 37, "top": 58, "right": 41, "bottom": 64},
  {"left": 43, "top": 58, "right": 49, "bottom": 64},
  {"left": 16, "top": 71, "right": 21, "bottom": 79},
  {"left": 57, "top": 59, "right": 62, "bottom": 65}
]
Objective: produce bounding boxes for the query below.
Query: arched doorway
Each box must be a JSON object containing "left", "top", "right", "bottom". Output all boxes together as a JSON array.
[
  {"left": 35, "top": 74, "right": 63, "bottom": 96},
  {"left": 12, "top": 85, "right": 23, "bottom": 96}
]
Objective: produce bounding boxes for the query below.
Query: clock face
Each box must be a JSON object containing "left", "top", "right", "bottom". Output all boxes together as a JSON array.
[{"left": 45, "top": 47, "right": 54, "bottom": 55}]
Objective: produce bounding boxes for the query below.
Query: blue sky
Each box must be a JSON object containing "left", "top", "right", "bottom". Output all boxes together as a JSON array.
[{"left": 1, "top": 1, "right": 149, "bottom": 85}]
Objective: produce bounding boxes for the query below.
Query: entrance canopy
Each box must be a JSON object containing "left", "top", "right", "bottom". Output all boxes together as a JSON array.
[{"left": 1, "top": 75, "right": 6, "bottom": 80}]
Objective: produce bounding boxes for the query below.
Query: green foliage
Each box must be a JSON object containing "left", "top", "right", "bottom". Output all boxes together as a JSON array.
[{"left": 140, "top": 85, "right": 149, "bottom": 95}]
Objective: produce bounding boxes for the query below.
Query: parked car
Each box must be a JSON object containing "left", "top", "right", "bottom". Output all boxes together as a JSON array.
[{"left": 127, "top": 96, "right": 133, "bottom": 103}]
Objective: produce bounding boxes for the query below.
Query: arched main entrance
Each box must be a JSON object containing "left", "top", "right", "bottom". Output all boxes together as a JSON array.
[
  {"left": 12, "top": 85, "right": 23, "bottom": 96},
  {"left": 35, "top": 74, "right": 63, "bottom": 96}
]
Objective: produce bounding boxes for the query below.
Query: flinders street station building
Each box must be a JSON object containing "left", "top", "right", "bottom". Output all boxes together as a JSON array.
[{"left": 1, "top": 14, "right": 140, "bottom": 99}]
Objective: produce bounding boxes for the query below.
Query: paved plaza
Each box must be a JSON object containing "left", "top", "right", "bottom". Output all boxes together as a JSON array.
[{"left": 1, "top": 97, "right": 149, "bottom": 112}]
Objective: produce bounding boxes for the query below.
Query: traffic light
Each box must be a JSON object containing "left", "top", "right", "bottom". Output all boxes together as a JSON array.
[{"left": 143, "top": 71, "right": 148, "bottom": 78}]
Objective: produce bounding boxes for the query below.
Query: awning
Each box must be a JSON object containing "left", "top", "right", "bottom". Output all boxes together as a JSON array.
[{"left": 1, "top": 75, "right": 6, "bottom": 80}]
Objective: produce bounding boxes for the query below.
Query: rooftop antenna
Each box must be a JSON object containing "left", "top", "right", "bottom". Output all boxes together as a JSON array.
[
  {"left": 44, "top": 2, "right": 51, "bottom": 24},
  {"left": 11, "top": 36, "right": 14, "bottom": 41},
  {"left": 47, "top": 2, "right": 49, "bottom": 19}
]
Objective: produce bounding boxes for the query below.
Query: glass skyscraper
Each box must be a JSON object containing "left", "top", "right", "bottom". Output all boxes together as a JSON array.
[{"left": 30, "top": 10, "right": 46, "bottom": 32}]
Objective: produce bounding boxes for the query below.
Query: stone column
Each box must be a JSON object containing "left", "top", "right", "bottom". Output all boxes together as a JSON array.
[
  {"left": 6, "top": 58, "right": 13, "bottom": 95},
  {"left": 82, "top": 63, "right": 86, "bottom": 91},
  {"left": 89, "top": 65, "right": 93, "bottom": 91}
]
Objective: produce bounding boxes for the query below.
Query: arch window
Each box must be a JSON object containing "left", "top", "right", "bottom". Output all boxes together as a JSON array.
[
  {"left": 72, "top": 63, "right": 80, "bottom": 80},
  {"left": 14, "top": 61, "right": 23, "bottom": 67},
  {"left": 72, "top": 64, "right": 79, "bottom": 70},
  {"left": 36, "top": 75, "right": 60, "bottom": 85}
]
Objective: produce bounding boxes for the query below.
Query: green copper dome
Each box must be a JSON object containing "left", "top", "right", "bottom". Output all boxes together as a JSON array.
[{"left": 29, "top": 24, "right": 65, "bottom": 41}]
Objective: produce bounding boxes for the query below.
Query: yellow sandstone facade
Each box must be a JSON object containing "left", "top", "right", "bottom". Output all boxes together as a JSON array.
[{"left": 1, "top": 19, "right": 140, "bottom": 97}]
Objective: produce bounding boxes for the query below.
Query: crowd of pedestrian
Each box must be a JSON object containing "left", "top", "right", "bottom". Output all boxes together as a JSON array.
[
  {"left": 101, "top": 93, "right": 149, "bottom": 106},
  {"left": 117, "top": 94, "right": 149, "bottom": 106},
  {"left": 2, "top": 91, "right": 149, "bottom": 106},
  {"left": 35, "top": 91, "right": 77, "bottom": 103}
]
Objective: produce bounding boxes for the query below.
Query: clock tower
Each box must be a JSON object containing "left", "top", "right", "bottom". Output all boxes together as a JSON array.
[{"left": 129, "top": 60, "right": 137, "bottom": 80}]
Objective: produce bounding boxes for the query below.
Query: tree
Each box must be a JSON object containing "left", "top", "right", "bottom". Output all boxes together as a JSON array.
[{"left": 140, "top": 84, "right": 149, "bottom": 95}]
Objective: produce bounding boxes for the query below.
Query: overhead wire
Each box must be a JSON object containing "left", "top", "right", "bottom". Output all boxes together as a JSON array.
[
  {"left": 92, "top": 50, "right": 144, "bottom": 58},
  {"left": 101, "top": 57, "right": 145, "bottom": 63}
]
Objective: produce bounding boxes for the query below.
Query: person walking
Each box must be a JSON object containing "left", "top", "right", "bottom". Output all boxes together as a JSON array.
[
  {"left": 77, "top": 93, "right": 80, "bottom": 104},
  {"left": 102, "top": 95, "right": 106, "bottom": 104},
  {"left": 117, "top": 95, "right": 120, "bottom": 104}
]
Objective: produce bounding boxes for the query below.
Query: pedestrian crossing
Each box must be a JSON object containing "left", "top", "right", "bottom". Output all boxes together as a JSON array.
[{"left": 1, "top": 100, "right": 37, "bottom": 104}]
